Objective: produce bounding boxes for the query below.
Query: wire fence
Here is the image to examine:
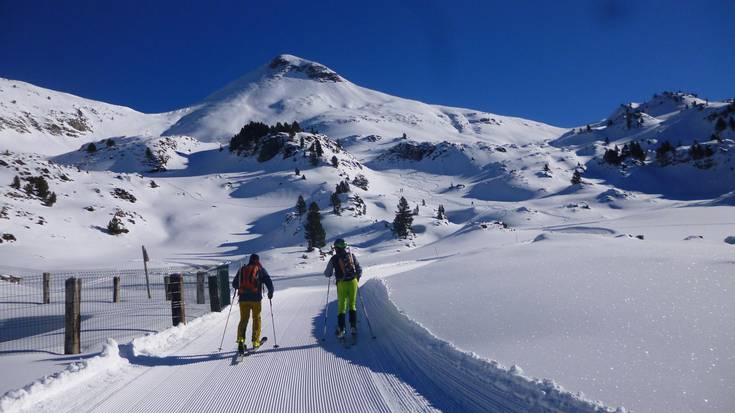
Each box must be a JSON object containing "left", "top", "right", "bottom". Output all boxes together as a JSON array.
[{"left": 0, "top": 263, "right": 232, "bottom": 355}]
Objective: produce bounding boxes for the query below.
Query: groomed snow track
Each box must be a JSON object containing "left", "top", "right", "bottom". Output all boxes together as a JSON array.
[{"left": 2, "top": 278, "right": 614, "bottom": 413}]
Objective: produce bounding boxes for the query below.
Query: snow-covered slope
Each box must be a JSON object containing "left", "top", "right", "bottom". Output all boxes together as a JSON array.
[
  {"left": 52, "top": 135, "right": 216, "bottom": 173},
  {"left": 0, "top": 78, "right": 186, "bottom": 156},
  {"left": 163, "top": 54, "right": 563, "bottom": 145},
  {"left": 1, "top": 55, "right": 562, "bottom": 157},
  {"left": 549, "top": 92, "right": 735, "bottom": 199}
]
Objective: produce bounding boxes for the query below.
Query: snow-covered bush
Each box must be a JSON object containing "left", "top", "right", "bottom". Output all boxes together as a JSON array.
[
  {"left": 352, "top": 174, "right": 368, "bottom": 190},
  {"left": 106, "top": 216, "right": 128, "bottom": 235}
]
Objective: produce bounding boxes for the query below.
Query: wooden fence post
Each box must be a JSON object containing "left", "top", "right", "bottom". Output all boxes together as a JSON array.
[
  {"left": 196, "top": 272, "right": 206, "bottom": 304},
  {"left": 42, "top": 272, "right": 51, "bottom": 304},
  {"left": 170, "top": 274, "right": 185, "bottom": 326},
  {"left": 113, "top": 276, "right": 120, "bottom": 303},
  {"left": 65, "top": 277, "right": 81, "bottom": 355},
  {"left": 208, "top": 274, "right": 221, "bottom": 312},
  {"left": 218, "top": 265, "right": 231, "bottom": 307},
  {"left": 164, "top": 275, "right": 171, "bottom": 301}
]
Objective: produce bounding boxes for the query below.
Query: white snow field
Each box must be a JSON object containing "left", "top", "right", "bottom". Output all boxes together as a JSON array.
[
  {"left": 2, "top": 55, "right": 735, "bottom": 412},
  {"left": 0, "top": 271, "right": 616, "bottom": 413}
]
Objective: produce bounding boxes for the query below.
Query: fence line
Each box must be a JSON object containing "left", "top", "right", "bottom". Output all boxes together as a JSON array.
[{"left": 0, "top": 263, "right": 233, "bottom": 355}]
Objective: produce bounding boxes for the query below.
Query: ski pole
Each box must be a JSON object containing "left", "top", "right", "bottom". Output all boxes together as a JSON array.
[
  {"left": 218, "top": 288, "right": 238, "bottom": 352},
  {"left": 321, "top": 278, "right": 331, "bottom": 341},
  {"left": 218, "top": 260, "right": 241, "bottom": 352},
  {"left": 269, "top": 298, "right": 280, "bottom": 348},
  {"left": 357, "top": 284, "right": 376, "bottom": 339}
]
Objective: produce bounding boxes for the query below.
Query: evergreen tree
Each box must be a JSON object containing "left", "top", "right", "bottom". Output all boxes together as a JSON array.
[
  {"left": 335, "top": 180, "right": 351, "bottom": 194},
  {"left": 331, "top": 155, "right": 339, "bottom": 168},
  {"left": 715, "top": 117, "right": 727, "bottom": 133},
  {"left": 107, "top": 216, "right": 128, "bottom": 235},
  {"left": 23, "top": 183, "right": 34, "bottom": 195},
  {"left": 10, "top": 175, "right": 20, "bottom": 190},
  {"left": 229, "top": 121, "right": 271, "bottom": 153},
  {"left": 315, "top": 140, "right": 324, "bottom": 157},
  {"left": 295, "top": 167, "right": 300, "bottom": 176},
  {"left": 629, "top": 141, "right": 646, "bottom": 162},
  {"left": 28, "top": 176, "right": 49, "bottom": 198},
  {"left": 304, "top": 202, "right": 326, "bottom": 251},
  {"left": 44, "top": 192, "right": 57, "bottom": 207},
  {"left": 655, "top": 141, "right": 674, "bottom": 165},
  {"left": 86, "top": 142, "right": 97, "bottom": 153},
  {"left": 436, "top": 204, "right": 446, "bottom": 220},
  {"left": 145, "top": 147, "right": 155, "bottom": 160},
  {"left": 352, "top": 174, "right": 369, "bottom": 190},
  {"left": 299, "top": 135, "right": 305, "bottom": 149},
  {"left": 295, "top": 195, "right": 306, "bottom": 217},
  {"left": 392, "top": 196, "right": 414, "bottom": 239},
  {"left": 729, "top": 117, "right": 735, "bottom": 131},
  {"left": 309, "top": 141, "right": 320, "bottom": 166},
  {"left": 603, "top": 146, "right": 622, "bottom": 165},
  {"left": 690, "top": 141, "right": 705, "bottom": 160},
  {"left": 571, "top": 170, "right": 582, "bottom": 185},
  {"left": 331, "top": 192, "right": 341, "bottom": 215},
  {"left": 291, "top": 121, "right": 302, "bottom": 133},
  {"left": 543, "top": 163, "right": 551, "bottom": 172},
  {"left": 621, "top": 143, "right": 631, "bottom": 159},
  {"left": 106, "top": 138, "right": 115, "bottom": 147}
]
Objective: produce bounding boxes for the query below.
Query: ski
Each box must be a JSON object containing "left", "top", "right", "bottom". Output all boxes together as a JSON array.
[
  {"left": 232, "top": 351, "right": 245, "bottom": 365},
  {"left": 244, "top": 336, "right": 268, "bottom": 356},
  {"left": 336, "top": 330, "right": 349, "bottom": 348}
]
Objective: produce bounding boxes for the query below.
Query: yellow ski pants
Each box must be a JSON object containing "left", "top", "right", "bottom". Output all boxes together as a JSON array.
[{"left": 237, "top": 301, "right": 262, "bottom": 343}]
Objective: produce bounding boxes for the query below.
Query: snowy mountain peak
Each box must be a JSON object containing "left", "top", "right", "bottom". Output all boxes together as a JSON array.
[{"left": 267, "top": 54, "right": 343, "bottom": 83}]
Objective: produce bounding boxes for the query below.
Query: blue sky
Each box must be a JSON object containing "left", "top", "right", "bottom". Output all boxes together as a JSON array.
[{"left": 1, "top": 0, "right": 733, "bottom": 127}]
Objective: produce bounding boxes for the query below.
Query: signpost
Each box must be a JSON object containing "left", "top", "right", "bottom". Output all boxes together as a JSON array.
[{"left": 142, "top": 245, "right": 151, "bottom": 299}]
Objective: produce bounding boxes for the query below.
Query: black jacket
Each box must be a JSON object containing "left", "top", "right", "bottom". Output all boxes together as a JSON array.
[{"left": 324, "top": 252, "right": 362, "bottom": 282}]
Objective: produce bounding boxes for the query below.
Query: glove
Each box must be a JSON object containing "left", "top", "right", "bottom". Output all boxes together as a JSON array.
[{"left": 268, "top": 291, "right": 273, "bottom": 300}]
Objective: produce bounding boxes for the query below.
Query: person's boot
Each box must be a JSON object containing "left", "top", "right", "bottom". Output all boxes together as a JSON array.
[
  {"left": 335, "top": 313, "right": 346, "bottom": 337},
  {"left": 237, "top": 338, "right": 245, "bottom": 355}
]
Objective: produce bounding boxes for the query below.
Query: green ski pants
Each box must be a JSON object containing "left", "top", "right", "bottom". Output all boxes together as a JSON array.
[{"left": 336, "top": 278, "right": 358, "bottom": 315}]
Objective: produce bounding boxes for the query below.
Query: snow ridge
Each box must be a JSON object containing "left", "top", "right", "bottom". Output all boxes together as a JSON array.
[
  {"left": 360, "top": 279, "right": 620, "bottom": 413},
  {"left": 0, "top": 339, "right": 127, "bottom": 413}
]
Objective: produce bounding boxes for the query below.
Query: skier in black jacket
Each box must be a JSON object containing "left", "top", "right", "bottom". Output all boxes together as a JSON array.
[{"left": 324, "top": 239, "right": 362, "bottom": 338}]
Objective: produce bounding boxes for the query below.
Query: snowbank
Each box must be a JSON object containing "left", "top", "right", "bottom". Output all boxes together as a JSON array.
[
  {"left": 360, "top": 278, "right": 619, "bottom": 413},
  {"left": 0, "top": 305, "right": 231, "bottom": 413},
  {"left": 128, "top": 308, "right": 228, "bottom": 357},
  {"left": 0, "top": 339, "right": 127, "bottom": 413}
]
